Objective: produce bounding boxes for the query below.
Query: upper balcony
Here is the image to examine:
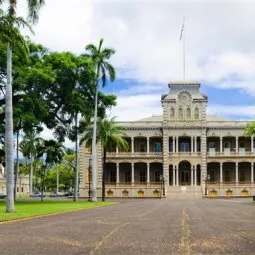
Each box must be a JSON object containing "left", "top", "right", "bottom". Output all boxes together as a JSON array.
[
  {"left": 107, "top": 136, "right": 163, "bottom": 159},
  {"left": 207, "top": 136, "right": 254, "bottom": 158}
]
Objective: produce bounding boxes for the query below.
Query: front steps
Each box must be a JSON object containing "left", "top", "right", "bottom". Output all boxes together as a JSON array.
[{"left": 166, "top": 186, "right": 203, "bottom": 199}]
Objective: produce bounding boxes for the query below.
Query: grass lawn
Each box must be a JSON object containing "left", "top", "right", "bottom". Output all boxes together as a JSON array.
[{"left": 0, "top": 200, "right": 116, "bottom": 222}]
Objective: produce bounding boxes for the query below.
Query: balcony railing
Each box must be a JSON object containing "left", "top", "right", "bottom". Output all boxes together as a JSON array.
[
  {"left": 169, "top": 152, "right": 201, "bottom": 156},
  {"left": 107, "top": 152, "right": 163, "bottom": 158},
  {"left": 207, "top": 151, "right": 254, "bottom": 157}
]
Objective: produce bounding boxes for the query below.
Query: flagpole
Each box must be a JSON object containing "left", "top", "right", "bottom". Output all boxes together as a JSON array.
[{"left": 183, "top": 17, "right": 185, "bottom": 80}]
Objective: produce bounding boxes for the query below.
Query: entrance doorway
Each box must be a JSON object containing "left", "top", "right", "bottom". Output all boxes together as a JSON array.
[{"left": 179, "top": 161, "right": 191, "bottom": 186}]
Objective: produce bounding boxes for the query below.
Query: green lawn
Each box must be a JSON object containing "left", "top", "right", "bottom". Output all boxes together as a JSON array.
[{"left": 0, "top": 200, "right": 116, "bottom": 222}]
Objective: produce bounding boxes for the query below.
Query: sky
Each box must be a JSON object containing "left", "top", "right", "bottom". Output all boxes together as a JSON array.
[{"left": 9, "top": 0, "right": 255, "bottom": 147}]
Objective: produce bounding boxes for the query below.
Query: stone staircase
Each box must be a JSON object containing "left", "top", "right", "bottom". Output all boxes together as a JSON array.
[{"left": 166, "top": 186, "right": 203, "bottom": 199}]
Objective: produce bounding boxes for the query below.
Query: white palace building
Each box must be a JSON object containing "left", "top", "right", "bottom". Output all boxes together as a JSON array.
[{"left": 79, "top": 81, "right": 255, "bottom": 198}]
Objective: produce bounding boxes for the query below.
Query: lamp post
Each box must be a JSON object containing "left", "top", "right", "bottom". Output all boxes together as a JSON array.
[
  {"left": 205, "top": 174, "right": 210, "bottom": 196},
  {"left": 160, "top": 175, "right": 165, "bottom": 198},
  {"left": 88, "top": 157, "right": 92, "bottom": 201}
]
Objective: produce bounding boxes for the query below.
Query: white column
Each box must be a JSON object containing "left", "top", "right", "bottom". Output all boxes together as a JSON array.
[
  {"left": 147, "top": 163, "right": 150, "bottom": 183},
  {"left": 173, "top": 167, "right": 175, "bottom": 186},
  {"left": 251, "top": 162, "right": 254, "bottom": 183},
  {"left": 220, "top": 162, "right": 223, "bottom": 182},
  {"left": 194, "top": 165, "right": 197, "bottom": 186},
  {"left": 116, "top": 163, "right": 119, "bottom": 183},
  {"left": 176, "top": 137, "right": 179, "bottom": 153},
  {"left": 191, "top": 137, "right": 194, "bottom": 153},
  {"left": 176, "top": 166, "right": 179, "bottom": 186},
  {"left": 191, "top": 165, "right": 194, "bottom": 186},
  {"left": 116, "top": 146, "right": 119, "bottom": 154},
  {"left": 220, "top": 137, "right": 223, "bottom": 154},
  {"left": 194, "top": 137, "right": 197, "bottom": 153},
  {"left": 251, "top": 137, "right": 254, "bottom": 153},
  {"left": 235, "top": 162, "right": 239, "bottom": 183},
  {"left": 236, "top": 136, "right": 239, "bottom": 155},
  {"left": 147, "top": 137, "right": 150, "bottom": 153},
  {"left": 173, "top": 137, "right": 175, "bottom": 153},
  {"left": 131, "top": 163, "right": 134, "bottom": 183},
  {"left": 131, "top": 137, "right": 134, "bottom": 153}
]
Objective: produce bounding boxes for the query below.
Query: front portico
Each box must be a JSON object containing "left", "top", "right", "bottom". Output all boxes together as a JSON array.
[{"left": 169, "top": 160, "right": 201, "bottom": 186}]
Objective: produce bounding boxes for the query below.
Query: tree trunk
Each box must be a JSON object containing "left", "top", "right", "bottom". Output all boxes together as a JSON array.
[
  {"left": 102, "top": 148, "right": 106, "bottom": 201},
  {"left": 29, "top": 156, "right": 34, "bottom": 196},
  {"left": 56, "top": 165, "right": 59, "bottom": 194},
  {"left": 14, "top": 130, "right": 19, "bottom": 201},
  {"left": 74, "top": 112, "right": 79, "bottom": 201},
  {"left": 5, "top": 43, "right": 15, "bottom": 212},
  {"left": 91, "top": 69, "right": 100, "bottom": 202},
  {"left": 40, "top": 165, "right": 45, "bottom": 202}
]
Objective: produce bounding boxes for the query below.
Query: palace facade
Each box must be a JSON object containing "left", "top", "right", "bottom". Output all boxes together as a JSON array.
[{"left": 79, "top": 81, "right": 255, "bottom": 198}]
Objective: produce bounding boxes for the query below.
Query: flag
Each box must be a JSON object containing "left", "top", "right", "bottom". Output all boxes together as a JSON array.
[{"left": 180, "top": 22, "right": 184, "bottom": 41}]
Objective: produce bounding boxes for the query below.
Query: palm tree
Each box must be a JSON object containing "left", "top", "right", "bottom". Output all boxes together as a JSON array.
[
  {"left": 36, "top": 139, "right": 64, "bottom": 201},
  {"left": 20, "top": 131, "right": 42, "bottom": 196},
  {"left": 80, "top": 117, "right": 128, "bottom": 201},
  {"left": 0, "top": 10, "right": 34, "bottom": 212},
  {"left": 84, "top": 39, "right": 116, "bottom": 202}
]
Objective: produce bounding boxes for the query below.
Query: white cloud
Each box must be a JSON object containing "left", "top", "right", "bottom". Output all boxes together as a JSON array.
[{"left": 5, "top": 0, "right": 255, "bottom": 122}]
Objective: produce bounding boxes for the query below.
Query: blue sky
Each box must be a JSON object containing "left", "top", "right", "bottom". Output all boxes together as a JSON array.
[{"left": 11, "top": 0, "right": 255, "bottom": 146}]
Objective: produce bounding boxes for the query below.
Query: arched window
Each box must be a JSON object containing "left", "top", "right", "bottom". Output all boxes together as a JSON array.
[
  {"left": 186, "top": 107, "right": 191, "bottom": 119},
  {"left": 170, "top": 108, "right": 175, "bottom": 118},
  {"left": 178, "top": 107, "right": 183, "bottom": 119},
  {"left": 194, "top": 108, "right": 199, "bottom": 119}
]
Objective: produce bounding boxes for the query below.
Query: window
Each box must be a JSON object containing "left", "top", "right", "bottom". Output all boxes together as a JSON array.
[
  {"left": 140, "top": 171, "right": 146, "bottom": 183},
  {"left": 154, "top": 142, "right": 162, "bottom": 152},
  {"left": 169, "top": 142, "right": 173, "bottom": 152},
  {"left": 155, "top": 171, "right": 160, "bottom": 182},
  {"left": 110, "top": 170, "right": 116, "bottom": 183},
  {"left": 186, "top": 107, "right": 191, "bottom": 119},
  {"left": 239, "top": 142, "right": 245, "bottom": 148},
  {"left": 139, "top": 143, "right": 146, "bottom": 152},
  {"left": 17, "top": 187, "right": 19, "bottom": 192},
  {"left": 21, "top": 187, "right": 24, "bottom": 193},
  {"left": 178, "top": 107, "right": 183, "bottom": 119},
  {"left": 180, "top": 142, "right": 189, "bottom": 152},
  {"left": 125, "top": 171, "right": 131, "bottom": 182},
  {"left": 170, "top": 108, "right": 175, "bottom": 118},
  {"left": 224, "top": 142, "right": 230, "bottom": 148},
  {"left": 224, "top": 170, "right": 230, "bottom": 182},
  {"left": 209, "top": 171, "right": 215, "bottom": 182},
  {"left": 208, "top": 142, "right": 216, "bottom": 149},
  {"left": 194, "top": 108, "right": 199, "bottom": 119},
  {"left": 240, "top": 170, "right": 245, "bottom": 182}
]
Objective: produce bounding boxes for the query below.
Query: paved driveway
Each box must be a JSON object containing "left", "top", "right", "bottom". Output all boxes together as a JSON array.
[{"left": 0, "top": 199, "right": 254, "bottom": 254}]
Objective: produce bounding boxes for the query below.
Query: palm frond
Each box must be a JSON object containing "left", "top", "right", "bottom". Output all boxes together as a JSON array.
[{"left": 26, "top": 0, "right": 45, "bottom": 24}]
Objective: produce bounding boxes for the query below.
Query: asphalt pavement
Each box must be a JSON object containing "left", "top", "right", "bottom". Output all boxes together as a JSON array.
[{"left": 0, "top": 198, "right": 254, "bottom": 254}]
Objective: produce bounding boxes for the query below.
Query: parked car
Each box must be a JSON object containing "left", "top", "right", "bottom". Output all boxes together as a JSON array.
[
  {"left": 31, "top": 192, "right": 42, "bottom": 197},
  {"left": 0, "top": 193, "right": 6, "bottom": 199},
  {"left": 63, "top": 191, "right": 73, "bottom": 197},
  {"left": 49, "top": 192, "right": 63, "bottom": 197}
]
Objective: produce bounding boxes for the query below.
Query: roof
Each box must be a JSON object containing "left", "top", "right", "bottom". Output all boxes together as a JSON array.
[{"left": 133, "top": 114, "right": 231, "bottom": 122}]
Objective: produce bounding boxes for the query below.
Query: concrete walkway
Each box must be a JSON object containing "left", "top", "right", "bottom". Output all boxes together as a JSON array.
[{"left": 0, "top": 199, "right": 254, "bottom": 254}]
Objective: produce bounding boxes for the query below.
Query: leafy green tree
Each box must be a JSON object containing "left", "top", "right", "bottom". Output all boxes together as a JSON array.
[
  {"left": 84, "top": 39, "right": 116, "bottom": 202},
  {"left": 20, "top": 130, "right": 43, "bottom": 195},
  {"left": 81, "top": 117, "right": 128, "bottom": 201},
  {"left": 36, "top": 139, "right": 64, "bottom": 201},
  {"left": 245, "top": 122, "right": 255, "bottom": 136}
]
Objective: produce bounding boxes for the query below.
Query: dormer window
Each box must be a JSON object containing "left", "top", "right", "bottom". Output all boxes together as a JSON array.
[
  {"left": 170, "top": 108, "right": 175, "bottom": 118},
  {"left": 178, "top": 107, "right": 183, "bottom": 119},
  {"left": 186, "top": 107, "right": 191, "bottom": 119},
  {"left": 194, "top": 108, "right": 199, "bottom": 119}
]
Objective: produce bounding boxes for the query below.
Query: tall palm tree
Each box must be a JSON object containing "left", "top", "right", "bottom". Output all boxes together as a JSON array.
[
  {"left": 20, "top": 131, "right": 42, "bottom": 196},
  {"left": 0, "top": 9, "right": 34, "bottom": 212},
  {"left": 84, "top": 39, "right": 116, "bottom": 202},
  {"left": 80, "top": 117, "right": 128, "bottom": 201}
]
